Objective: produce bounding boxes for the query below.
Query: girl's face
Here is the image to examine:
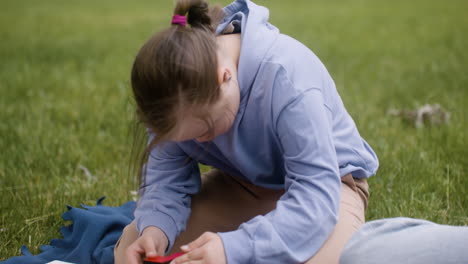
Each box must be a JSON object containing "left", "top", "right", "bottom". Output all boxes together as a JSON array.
[{"left": 166, "top": 71, "right": 240, "bottom": 143}]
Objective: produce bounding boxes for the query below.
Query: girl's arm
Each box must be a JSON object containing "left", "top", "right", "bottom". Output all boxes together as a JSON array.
[
  {"left": 134, "top": 139, "right": 202, "bottom": 253},
  {"left": 219, "top": 87, "right": 341, "bottom": 263}
]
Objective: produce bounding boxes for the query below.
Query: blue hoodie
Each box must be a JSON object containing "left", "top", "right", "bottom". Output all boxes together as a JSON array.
[{"left": 134, "top": 0, "right": 379, "bottom": 263}]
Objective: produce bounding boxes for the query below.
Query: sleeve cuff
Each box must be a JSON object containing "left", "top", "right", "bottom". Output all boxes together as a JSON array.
[
  {"left": 218, "top": 228, "right": 254, "bottom": 264},
  {"left": 136, "top": 211, "right": 178, "bottom": 253}
]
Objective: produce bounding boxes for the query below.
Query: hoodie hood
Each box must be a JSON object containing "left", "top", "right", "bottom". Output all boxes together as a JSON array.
[{"left": 216, "top": 0, "right": 280, "bottom": 109}]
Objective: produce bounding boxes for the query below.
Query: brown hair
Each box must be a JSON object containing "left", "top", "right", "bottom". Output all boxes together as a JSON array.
[{"left": 130, "top": 0, "right": 224, "bottom": 192}]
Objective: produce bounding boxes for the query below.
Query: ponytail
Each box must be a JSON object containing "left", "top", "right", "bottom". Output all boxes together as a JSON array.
[{"left": 173, "top": 0, "right": 224, "bottom": 32}]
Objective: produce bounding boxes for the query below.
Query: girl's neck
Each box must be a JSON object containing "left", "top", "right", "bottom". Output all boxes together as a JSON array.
[{"left": 216, "top": 33, "right": 241, "bottom": 70}]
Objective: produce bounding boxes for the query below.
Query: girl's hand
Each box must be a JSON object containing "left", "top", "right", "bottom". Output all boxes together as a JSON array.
[
  {"left": 170, "top": 232, "right": 226, "bottom": 264},
  {"left": 125, "top": 226, "right": 169, "bottom": 264}
]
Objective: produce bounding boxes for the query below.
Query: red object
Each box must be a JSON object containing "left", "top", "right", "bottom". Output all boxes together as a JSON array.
[{"left": 143, "top": 252, "right": 185, "bottom": 264}]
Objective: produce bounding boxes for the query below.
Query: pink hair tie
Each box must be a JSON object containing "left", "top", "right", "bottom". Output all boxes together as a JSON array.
[{"left": 172, "top": 15, "right": 187, "bottom": 27}]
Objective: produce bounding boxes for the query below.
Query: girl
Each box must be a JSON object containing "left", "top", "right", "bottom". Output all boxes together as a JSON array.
[{"left": 114, "top": 0, "right": 378, "bottom": 263}]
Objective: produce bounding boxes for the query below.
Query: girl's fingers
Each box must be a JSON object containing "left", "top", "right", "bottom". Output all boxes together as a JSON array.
[
  {"left": 171, "top": 260, "right": 203, "bottom": 264},
  {"left": 125, "top": 244, "right": 144, "bottom": 264},
  {"left": 125, "top": 237, "right": 158, "bottom": 264},
  {"left": 185, "top": 232, "right": 214, "bottom": 251},
  {"left": 180, "top": 244, "right": 190, "bottom": 252},
  {"left": 141, "top": 237, "right": 158, "bottom": 257},
  {"left": 173, "top": 247, "right": 205, "bottom": 263}
]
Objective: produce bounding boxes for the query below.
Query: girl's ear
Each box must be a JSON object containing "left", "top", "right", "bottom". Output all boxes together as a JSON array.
[
  {"left": 217, "top": 67, "right": 232, "bottom": 86},
  {"left": 223, "top": 70, "right": 232, "bottom": 82}
]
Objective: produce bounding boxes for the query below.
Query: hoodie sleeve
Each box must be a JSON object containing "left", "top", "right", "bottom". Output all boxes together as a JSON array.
[
  {"left": 218, "top": 88, "right": 341, "bottom": 263},
  {"left": 134, "top": 138, "right": 201, "bottom": 252}
]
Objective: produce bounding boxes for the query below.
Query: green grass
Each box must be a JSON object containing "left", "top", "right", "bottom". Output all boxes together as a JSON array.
[{"left": 1, "top": 0, "right": 467, "bottom": 259}]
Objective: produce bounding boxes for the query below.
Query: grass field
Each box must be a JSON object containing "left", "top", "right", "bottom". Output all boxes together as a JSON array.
[{"left": 1, "top": 0, "right": 467, "bottom": 259}]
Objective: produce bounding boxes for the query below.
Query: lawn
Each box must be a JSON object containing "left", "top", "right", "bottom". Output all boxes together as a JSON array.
[{"left": 1, "top": 0, "right": 467, "bottom": 259}]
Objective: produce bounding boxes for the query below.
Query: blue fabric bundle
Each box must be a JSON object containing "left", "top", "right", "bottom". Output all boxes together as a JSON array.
[{"left": 1, "top": 197, "right": 135, "bottom": 264}]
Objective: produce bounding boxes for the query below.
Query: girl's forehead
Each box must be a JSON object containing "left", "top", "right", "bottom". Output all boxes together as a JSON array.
[
  {"left": 176, "top": 93, "right": 226, "bottom": 119},
  {"left": 177, "top": 103, "right": 214, "bottom": 121},
  {"left": 171, "top": 103, "right": 214, "bottom": 130}
]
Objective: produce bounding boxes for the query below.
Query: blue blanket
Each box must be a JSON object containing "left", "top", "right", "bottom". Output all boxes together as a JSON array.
[{"left": 1, "top": 197, "right": 136, "bottom": 264}]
